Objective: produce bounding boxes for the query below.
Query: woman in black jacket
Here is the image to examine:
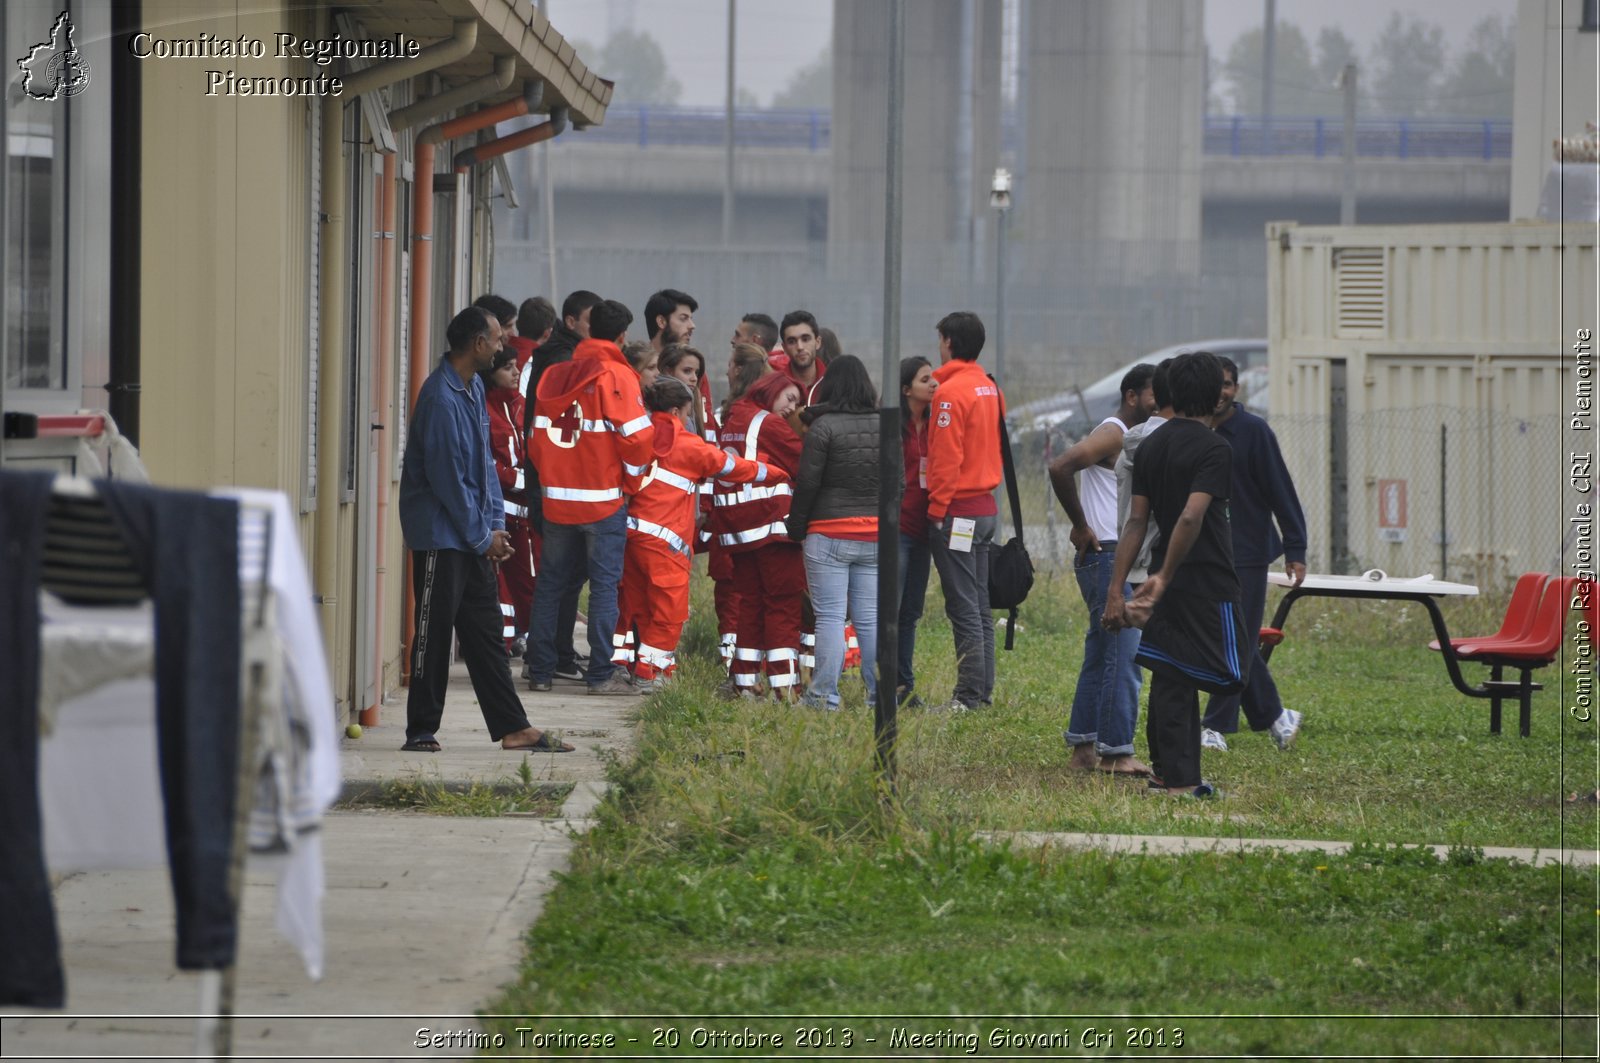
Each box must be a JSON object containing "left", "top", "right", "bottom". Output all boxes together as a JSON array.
[{"left": 786, "top": 355, "right": 884, "bottom": 710}]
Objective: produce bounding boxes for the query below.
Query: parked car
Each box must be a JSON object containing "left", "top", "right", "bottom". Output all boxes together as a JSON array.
[{"left": 1009, "top": 338, "right": 1269, "bottom": 457}]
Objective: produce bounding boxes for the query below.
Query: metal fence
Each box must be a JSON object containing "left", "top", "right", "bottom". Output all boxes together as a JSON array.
[
  {"left": 1009, "top": 407, "right": 1568, "bottom": 594},
  {"left": 497, "top": 234, "right": 1270, "bottom": 395},
  {"left": 566, "top": 106, "right": 1512, "bottom": 160}
]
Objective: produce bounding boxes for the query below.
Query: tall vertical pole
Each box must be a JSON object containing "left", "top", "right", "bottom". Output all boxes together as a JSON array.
[
  {"left": 875, "top": 0, "right": 906, "bottom": 796},
  {"left": 995, "top": 206, "right": 1007, "bottom": 392},
  {"left": 1340, "top": 62, "right": 1357, "bottom": 225},
  {"left": 956, "top": 0, "right": 975, "bottom": 288},
  {"left": 539, "top": 0, "right": 557, "bottom": 297},
  {"left": 1440, "top": 423, "right": 1448, "bottom": 581},
  {"left": 722, "top": 0, "right": 736, "bottom": 246},
  {"left": 1260, "top": 0, "right": 1276, "bottom": 154}
]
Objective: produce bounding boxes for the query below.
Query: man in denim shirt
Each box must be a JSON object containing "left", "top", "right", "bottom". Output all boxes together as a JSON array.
[{"left": 398, "top": 306, "right": 571, "bottom": 754}]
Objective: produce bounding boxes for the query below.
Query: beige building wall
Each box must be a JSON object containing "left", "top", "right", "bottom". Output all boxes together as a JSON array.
[
  {"left": 1510, "top": 0, "right": 1600, "bottom": 219},
  {"left": 138, "top": 0, "right": 358, "bottom": 707}
]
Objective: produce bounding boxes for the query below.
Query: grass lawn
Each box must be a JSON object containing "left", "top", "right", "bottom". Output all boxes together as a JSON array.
[{"left": 485, "top": 569, "right": 1598, "bottom": 1058}]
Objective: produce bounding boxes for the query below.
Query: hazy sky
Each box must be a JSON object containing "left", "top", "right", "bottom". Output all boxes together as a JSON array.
[{"left": 550, "top": 0, "right": 1519, "bottom": 110}]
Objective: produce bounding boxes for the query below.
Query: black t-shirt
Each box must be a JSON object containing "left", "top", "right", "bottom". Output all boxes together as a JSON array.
[{"left": 1131, "top": 417, "right": 1239, "bottom": 600}]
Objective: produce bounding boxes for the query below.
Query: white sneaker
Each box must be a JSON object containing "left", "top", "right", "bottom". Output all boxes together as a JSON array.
[
  {"left": 1200, "top": 728, "right": 1230, "bottom": 752},
  {"left": 1270, "top": 708, "right": 1303, "bottom": 749}
]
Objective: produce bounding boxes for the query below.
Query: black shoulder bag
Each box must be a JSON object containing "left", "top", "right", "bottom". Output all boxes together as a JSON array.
[{"left": 988, "top": 388, "right": 1034, "bottom": 649}]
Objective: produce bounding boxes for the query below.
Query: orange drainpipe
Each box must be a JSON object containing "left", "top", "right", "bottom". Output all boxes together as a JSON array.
[
  {"left": 363, "top": 152, "right": 397, "bottom": 727},
  {"left": 450, "top": 107, "right": 569, "bottom": 171},
  {"left": 402, "top": 87, "right": 554, "bottom": 679}
]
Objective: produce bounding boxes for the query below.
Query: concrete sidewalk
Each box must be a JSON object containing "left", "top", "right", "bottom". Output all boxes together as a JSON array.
[{"left": 1, "top": 659, "right": 638, "bottom": 1062}]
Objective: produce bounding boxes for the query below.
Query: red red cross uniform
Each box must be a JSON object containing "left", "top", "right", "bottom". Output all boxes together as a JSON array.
[
  {"left": 711, "top": 375, "right": 805, "bottom": 695},
  {"left": 486, "top": 381, "right": 535, "bottom": 650},
  {"left": 613, "top": 412, "right": 780, "bottom": 681}
]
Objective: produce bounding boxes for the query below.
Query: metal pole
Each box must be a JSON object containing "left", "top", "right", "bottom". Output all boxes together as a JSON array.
[
  {"left": 995, "top": 205, "right": 1006, "bottom": 392},
  {"left": 875, "top": 0, "right": 906, "bottom": 795},
  {"left": 1440, "top": 423, "right": 1448, "bottom": 580},
  {"left": 1340, "top": 62, "right": 1357, "bottom": 225},
  {"left": 956, "top": 0, "right": 975, "bottom": 289},
  {"left": 721, "top": 0, "right": 736, "bottom": 246},
  {"left": 539, "top": 0, "right": 557, "bottom": 296},
  {"left": 1261, "top": 0, "right": 1276, "bottom": 154}
]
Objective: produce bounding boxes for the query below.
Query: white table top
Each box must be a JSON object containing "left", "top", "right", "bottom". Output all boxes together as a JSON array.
[{"left": 1267, "top": 570, "right": 1480, "bottom": 597}]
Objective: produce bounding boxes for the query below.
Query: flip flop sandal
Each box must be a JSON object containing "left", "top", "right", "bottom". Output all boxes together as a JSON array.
[
  {"left": 401, "top": 734, "right": 441, "bottom": 752},
  {"left": 503, "top": 731, "right": 574, "bottom": 753}
]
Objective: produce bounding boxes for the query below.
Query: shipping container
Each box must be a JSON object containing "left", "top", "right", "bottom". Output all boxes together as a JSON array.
[{"left": 1266, "top": 221, "right": 1595, "bottom": 586}]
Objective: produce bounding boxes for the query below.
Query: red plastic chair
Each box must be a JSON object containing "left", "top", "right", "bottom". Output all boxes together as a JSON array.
[
  {"left": 1438, "top": 575, "right": 1573, "bottom": 736},
  {"left": 1427, "top": 572, "right": 1548, "bottom": 655}
]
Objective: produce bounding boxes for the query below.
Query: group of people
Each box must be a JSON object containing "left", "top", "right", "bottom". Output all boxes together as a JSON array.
[
  {"left": 1048, "top": 351, "right": 1308, "bottom": 796},
  {"left": 395, "top": 287, "right": 1012, "bottom": 754},
  {"left": 397, "top": 279, "right": 1308, "bottom": 795}
]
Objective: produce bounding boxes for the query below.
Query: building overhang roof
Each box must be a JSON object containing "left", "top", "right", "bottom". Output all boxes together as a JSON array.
[{"left": 345, "top": 0, "right": 611, "bottom": 126}]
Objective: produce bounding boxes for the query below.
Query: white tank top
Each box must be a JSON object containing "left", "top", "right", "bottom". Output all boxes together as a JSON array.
[{"left": 1080, "top": 416, "right": 1126, "bottom": 542}]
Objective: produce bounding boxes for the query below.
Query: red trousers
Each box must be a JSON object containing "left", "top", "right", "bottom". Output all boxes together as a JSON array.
[
  {"left": 614, "top": 537, "right": 691, "bottom": 680},
  {"left": 713, "top": 576, "right": 741, "bottom": 670},
  {"left": 730, "top": 542, "right": 806, "bottom": 691},
  {"left": 495, "top": 516, "right": 536, "bottom": 651}
]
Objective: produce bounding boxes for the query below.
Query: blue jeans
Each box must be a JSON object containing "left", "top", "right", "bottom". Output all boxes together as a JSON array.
[
  {"left": 897, "top": 531, "right": 932, "bottom": 692},
  {"left": 1064, "top": 543, "right": 1142, "bottom": 756},
  {"left": 527, "top": 505, "right": 627, "bottom": 685},
  {"left": 801, "top": 534, "right": 879, "bottom": 708}
]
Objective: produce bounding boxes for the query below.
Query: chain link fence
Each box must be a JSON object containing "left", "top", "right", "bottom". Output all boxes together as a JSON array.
[{"left": 1004, "top": 407, "right": 1567, "bottom": 596}]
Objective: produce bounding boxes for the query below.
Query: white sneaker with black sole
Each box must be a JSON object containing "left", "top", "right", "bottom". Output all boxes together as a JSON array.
[
  {"left": 1200, "top": 727, "right": 1229, "bottom": 752},
  {"left": 1270, "top": 708, "right": 1303, "bottom": 749}
]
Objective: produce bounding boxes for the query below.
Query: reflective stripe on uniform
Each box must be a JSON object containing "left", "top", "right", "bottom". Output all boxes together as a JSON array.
[
  {"left": 532, "top": 414, "right": 612, "bottom": 434},
  {"left": 717, "top": 522, "right": 788, "bottom": 547},
  {"left": 623, "top": 460, "right": 652, "bottom": 476},
  {"left": 650, "top": 467, "right": 698, "bottom": 493},
  {"left": 638, "top": 643, "right": 676, "bottom": 669},
  {"left": 626, "top": 517, "right": 690, "bottom": 556},
  {"left": 503, "top": 499, "right": 528, "bottom": 519},
  {"left": 616, "top": 414, "right": 652, "bottom": 436},
  {"left": 745, "top": 411, "right": 768, "bottom": 460},
  {"left": 712, "top": 482, "right": 791, "bottom": 506},
  {"left": 544, "top": 485, "right": 623, "bottom": 503}
]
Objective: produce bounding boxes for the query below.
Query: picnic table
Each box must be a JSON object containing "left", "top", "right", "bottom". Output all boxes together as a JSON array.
[{"left": 1261, "top": 572, "right": 1479, "bottom": 677}]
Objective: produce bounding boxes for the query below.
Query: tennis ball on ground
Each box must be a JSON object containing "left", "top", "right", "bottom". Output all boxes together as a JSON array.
[{"left": 345, "top": 723, "right": 363, "bottom": 739}]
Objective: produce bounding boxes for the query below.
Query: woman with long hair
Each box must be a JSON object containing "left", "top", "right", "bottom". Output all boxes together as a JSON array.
[
  {"left": 896, "top": 356, "right": 936, "bottom": 706},
  {"left": 713, "top": 371, "right": 806, "bottom": 698},
  {"left": 787, "top": 355, "right": 882, "bottom": 710},
  {"left": 659, "top": 344, "right": 708, "bottom": 435}
]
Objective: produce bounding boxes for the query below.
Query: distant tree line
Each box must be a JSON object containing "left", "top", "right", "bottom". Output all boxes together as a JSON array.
[{"left": 1210, "top": 13, "right": 1514, "bottom": 120}]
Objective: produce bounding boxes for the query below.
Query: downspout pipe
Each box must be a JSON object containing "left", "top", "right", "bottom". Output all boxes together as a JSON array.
[
  {"left": 379, "top": 59, "right": 521, "bottom": 704},
  {"left": 390, "top": 54, "right": 519, "bottom": 133},
  {"left": 401, "top": 78, "right": 547, "bottom": 678},
  {"left": 363, "top": 153, "right": 397, "bottom": 728},
  {"left": 452, "top": 106, "right": 568, "bottom": 171},
  {"left": 408, "top": 79, "right": 547, "bottom": 410},
  {"left": 316, "top": 18, "right": 477, "bottom": 715}
]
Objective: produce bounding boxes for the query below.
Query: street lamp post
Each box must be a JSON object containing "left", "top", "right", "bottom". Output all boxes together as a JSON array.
[{"left": 990, "top": 168, "right": 1012, "bottom": 391}]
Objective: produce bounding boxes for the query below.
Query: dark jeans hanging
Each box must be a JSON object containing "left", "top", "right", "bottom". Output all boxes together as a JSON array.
[{"left": 0, "top": 471, "right": 242, "bottom": 1007}]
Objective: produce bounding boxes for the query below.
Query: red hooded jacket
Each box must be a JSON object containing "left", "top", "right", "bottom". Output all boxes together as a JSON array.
[
  {"left": 528, "top": 338, "right": 654, "bottom": 524},
  {"left": 712, "top": 372, "right": 804, "bottom": 553}
]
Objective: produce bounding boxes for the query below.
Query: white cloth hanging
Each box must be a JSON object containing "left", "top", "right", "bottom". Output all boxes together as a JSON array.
[{"left": 37, "top": 487, "right": 337, "bottom": 980}]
